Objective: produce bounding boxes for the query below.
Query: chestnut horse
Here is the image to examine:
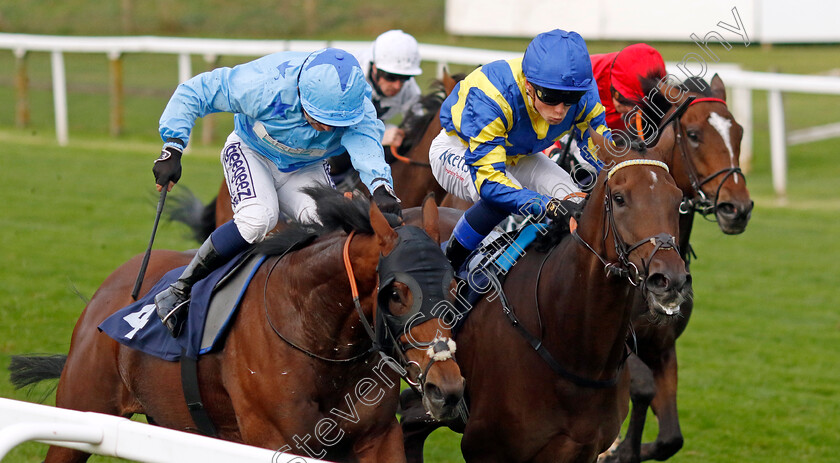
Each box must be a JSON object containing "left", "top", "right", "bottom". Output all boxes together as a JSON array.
[
  {"left": 9, "top": 190, "right": 464, "bottom": 463},
  {"left": 167, "top": 73, "right": 464, "bottom": 243},
  {"left": 600, "top": 74, "right": 753, "bottom": 463},
  {"left": 403, "top": 130, "right": 691, "bottom": 462}
]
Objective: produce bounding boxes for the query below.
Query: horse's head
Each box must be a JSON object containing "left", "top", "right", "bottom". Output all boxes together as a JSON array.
[
  {"left": 664, "top": 74, "right": 754, "bottom": 234},
  {"left": 369, "top": 195, "right": 465, "bottom": 421},
  {"left": 584, "top": 129, "right": 692, "bottom": 317}
]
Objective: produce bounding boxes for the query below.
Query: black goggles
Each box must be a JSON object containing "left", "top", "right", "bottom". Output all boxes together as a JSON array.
[
  {"left": 377, "top": 69, "right": 411, "bottom": 83},
  {"left": 532, "top": 84, "right": 586, "bottom": 106}
]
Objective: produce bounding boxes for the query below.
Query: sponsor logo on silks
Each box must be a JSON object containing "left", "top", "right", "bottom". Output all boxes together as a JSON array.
[
  {"left": 123, "top": 303, "right": 156, "bottom": 340},
  {"left": 438, "top": 149, "right": 469, "bottom": 173},
  {"left": 223, "top": 142, "right": 257, "bottom": 208}
]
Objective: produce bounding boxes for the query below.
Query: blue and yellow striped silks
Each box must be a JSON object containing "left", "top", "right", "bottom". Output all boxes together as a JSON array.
[{"left": 440, "top": 58, "right": 612, "bottom": 214}]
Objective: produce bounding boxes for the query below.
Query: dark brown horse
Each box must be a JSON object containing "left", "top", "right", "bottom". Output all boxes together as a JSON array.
[
  {"left": 9, "top": 190, "right": 465, "bottom": 463},
  {"left": 403, "top": 130, "right": 691, "bottom": 462},
  {"left": 168, "top": 73, "right": 465, "bottom": 243},
  {"left": 599, "top": 74, "right": 753, "bottom": 463}
]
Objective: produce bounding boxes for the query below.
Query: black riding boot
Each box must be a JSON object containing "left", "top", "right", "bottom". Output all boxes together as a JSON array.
[
  {"left": 444, "top": 237, "right": 472, "bottom": 273},
  {"left": 155, "top": 236, "right": 227, "bottom": 337}
]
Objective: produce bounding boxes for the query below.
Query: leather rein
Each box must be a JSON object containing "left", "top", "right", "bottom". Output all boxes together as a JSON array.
[{"left": 389, "top": 145, "right": 432, "bottom": 167}]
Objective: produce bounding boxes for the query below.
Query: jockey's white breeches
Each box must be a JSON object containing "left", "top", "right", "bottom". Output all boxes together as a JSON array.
[
  {"left": 428, "top": 130, "right": 580, "bottom": 203},
  {"left": 220, "top": 132, "right": 332, "bottom": 244}
]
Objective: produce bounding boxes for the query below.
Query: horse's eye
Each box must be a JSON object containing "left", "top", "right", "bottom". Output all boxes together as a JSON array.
[
  {"left": 613, "top": 194, "right": 626, "bottom": 207},
  {"left": 390, "top": 289, "right": 401, "bottom": 303},
  {"left": 686, "top": 130, "right": 700, "bottom": 142}
]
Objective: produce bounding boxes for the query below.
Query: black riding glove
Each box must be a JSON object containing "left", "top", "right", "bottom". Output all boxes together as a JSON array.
[
  {"left": 153, "top": 142, "right": 184, "bottom": 189},
  {"left": 372, "top": 185, "right": 403, "bottom": 218},
  {"left": 545, "top": 198, "right": 584, "bottom": 224}
]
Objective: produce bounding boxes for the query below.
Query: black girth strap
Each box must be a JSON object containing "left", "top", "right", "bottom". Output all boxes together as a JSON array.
[
  {"left": 485, "top": 271, "right": 622, "bottom": 389},
  {"left": 180, "top": 348, "right": 218, "bottom": 436}
]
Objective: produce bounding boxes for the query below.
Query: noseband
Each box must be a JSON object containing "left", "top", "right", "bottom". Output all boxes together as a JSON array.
[
  {"left": 573, "top": 159, "right": 680, "bottom": 291},
  {"left": 673, "top": 98, "right": 747, "bottom": 219}
]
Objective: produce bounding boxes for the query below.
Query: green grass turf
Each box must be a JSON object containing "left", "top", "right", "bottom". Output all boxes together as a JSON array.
[{"left": 0, "top": 129, "right": 838, "bottom": 461}]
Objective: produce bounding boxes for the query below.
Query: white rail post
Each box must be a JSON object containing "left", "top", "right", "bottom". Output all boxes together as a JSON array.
[
  {"left": 767, "top": 89, "right": 787, "bottom": 201},
  {"left": 178, "top": 52, "right": 193, "bottom": 84},
  {"left": 50, "top": 50, "right": 69, "bottom": 146}
]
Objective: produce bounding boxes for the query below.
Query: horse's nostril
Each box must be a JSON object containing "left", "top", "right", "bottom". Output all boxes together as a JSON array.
[
  {"left": 717, "top": 202, "right": 736, "bottom": 217},
  {"left": 424, "top": 383, "right": 443, "bottom": 401},
  {"left": 646, "top": 273, "right": 669, "bottom": 291},
  {"left": 444, "top": 391, "right": 461, "bottom": 408}
]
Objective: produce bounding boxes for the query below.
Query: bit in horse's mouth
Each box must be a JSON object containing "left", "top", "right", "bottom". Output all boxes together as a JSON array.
[{"left": 648, "top": 290, "right": 691, "bottom": 317}]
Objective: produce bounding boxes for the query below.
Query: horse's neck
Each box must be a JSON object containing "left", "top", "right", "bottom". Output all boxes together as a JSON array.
[
  {"left": 669, "top": 142, "right": 698, "bottom": 260},
  {"left": 290, "top": 236, "right": 378, "bottom": 355},
  {"left": 539, "top": 208, "right": 635, "bottom": 371}
]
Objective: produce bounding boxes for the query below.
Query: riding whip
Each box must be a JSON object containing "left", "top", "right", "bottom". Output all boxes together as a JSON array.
[{"left": 131, "top": 188, "right": 167, "bottom": 300}]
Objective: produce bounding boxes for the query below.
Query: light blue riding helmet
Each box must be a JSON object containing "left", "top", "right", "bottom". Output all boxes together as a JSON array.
[
  {"left": 522, "top": 29, "right": 593, "bottom": 91},
  {"left": 299, "top": 48, "right": 368, "bottom": 127}
]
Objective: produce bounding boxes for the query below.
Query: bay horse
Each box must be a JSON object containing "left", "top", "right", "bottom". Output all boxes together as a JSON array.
[
  {"left": 599, "top": 74, "right": 753, "bottom": 463},
  {"left": 402, "top": 129, "right": 692, "bottom": 462},
  {"left": 167, "top": 72, "right": 465, "bottom": 244},
  {"left": 9, "top": 189, "right": 465, "bottom": 463}
]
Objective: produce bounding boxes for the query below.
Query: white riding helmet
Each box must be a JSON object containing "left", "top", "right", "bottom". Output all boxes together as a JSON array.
[{"left": 372, "top": 30, "right": 423, "bottom": 76}]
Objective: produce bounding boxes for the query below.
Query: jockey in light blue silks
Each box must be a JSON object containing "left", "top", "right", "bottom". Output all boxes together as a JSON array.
[
  {"left": 428, "top": 29, "right": 614, "bottom": 271},
  {"left": 151, "top": 48, "right": 402, "bottom": 336}
]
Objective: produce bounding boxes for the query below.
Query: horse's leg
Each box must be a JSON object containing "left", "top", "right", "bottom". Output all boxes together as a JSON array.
[
  {"left": 639, "top": 347, "right": 683, "bottom": 461},
  {"left": 601, "top": 355, "right": 654, "bottom": 463},
  {"left": 46, "top": 326, "right": 137, "bottom": 462},
  {"left": 354, "top": 419, "right": 407, "bottom": 463}
]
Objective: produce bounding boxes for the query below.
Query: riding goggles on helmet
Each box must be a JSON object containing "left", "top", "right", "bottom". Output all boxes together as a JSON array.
[{"left": 532, "top": 83, "right": 586, "bottom": 106}]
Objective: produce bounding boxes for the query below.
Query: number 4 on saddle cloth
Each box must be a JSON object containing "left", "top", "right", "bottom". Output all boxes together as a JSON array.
[{"left": 98, "top": 251, "right": 270, "bottom": 361}]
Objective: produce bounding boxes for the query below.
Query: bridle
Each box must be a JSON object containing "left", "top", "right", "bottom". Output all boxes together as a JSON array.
[
  {"left": 263, "top": 229, "right": 457, "bottom": 397},
  {"left": 342, "top": 229, "right": 456, "bottom": 393},
  {"left": 672, "top": 97, "right": 747, "bottom": 219},
  {"left": 572, "top": 159, "right": 680, "bottom": 292}
]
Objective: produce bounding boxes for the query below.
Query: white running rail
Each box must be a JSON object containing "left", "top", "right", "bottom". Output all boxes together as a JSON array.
[
  {"left": 0, "top": 398, "right": 329, "bottom": 463},
  {"left": 2, "top": 32, "right": 840, "bottom": 198}
]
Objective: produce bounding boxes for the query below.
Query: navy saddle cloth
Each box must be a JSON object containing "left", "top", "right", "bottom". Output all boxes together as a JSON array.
[{"left": 98, "top": 252, "right": 266, "bottom": 361}]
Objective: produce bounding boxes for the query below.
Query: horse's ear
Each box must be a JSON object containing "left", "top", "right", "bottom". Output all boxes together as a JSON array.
[
  {"left": 710, "top": 73, "right": 727, "bottom": 102},
  {"left": 442, "top": 69, "right": 457, "bottom": 96},
  {"left": 370, "top": 201, "right": 399, "bottom": 255},
  {"left": 421, "top": 193, "right": 441, "bottom": 244},
  {"left": 588, "top": 128, "right": 618, "bottom": 162},
  {"left": 651, "top": 123, "right": 676, "bottom": 159}
]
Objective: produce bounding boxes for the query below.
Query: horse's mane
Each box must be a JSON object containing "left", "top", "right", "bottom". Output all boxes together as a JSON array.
[
  {"left": 398, "top": 74, "right": 466, "bottom": 155},
  {"left": 255, "top": 186, "right": 401, "bottom": 256}
]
